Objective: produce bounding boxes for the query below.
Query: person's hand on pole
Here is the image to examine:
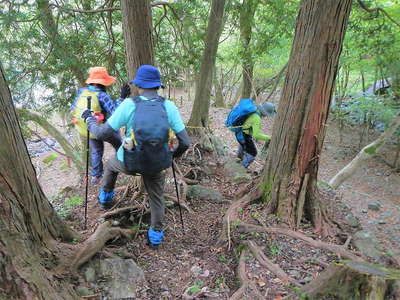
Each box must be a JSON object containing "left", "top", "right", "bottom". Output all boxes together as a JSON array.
[{"left": 81, "top": 109, "right": 95, "bottom": 123}]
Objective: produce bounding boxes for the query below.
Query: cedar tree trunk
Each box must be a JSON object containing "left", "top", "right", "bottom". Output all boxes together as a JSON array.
[
  {"left": 240, "top": 0, "right": 258, "bottom": 99},
  {"left": 121, "top": 0, "right": 155, "bottom": 82},
  {"left": 187, "top": 0, "right": 226, "bottom": 134},
  {"left": 261, "top": 0, "right": 352, "bottom": 233},
  {"left": 0, "top": 65, "right": 77, "bottom": 299}
]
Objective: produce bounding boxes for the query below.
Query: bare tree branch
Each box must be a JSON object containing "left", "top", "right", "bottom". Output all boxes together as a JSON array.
[
  {"left": 357, "top": 0, "right": 400, "bottom": 27},
  {"left": 49, "top": 1, "right": 176, "bottom": 14}
]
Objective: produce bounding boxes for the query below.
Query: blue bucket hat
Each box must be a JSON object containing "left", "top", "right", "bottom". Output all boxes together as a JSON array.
[{"left": 130, "top": 65, "right": 163, "bottom": 89}]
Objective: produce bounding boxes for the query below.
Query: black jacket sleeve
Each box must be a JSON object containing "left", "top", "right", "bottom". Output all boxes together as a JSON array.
[{"left": 173, "top": 129, "right": 191, "bottom": 158}]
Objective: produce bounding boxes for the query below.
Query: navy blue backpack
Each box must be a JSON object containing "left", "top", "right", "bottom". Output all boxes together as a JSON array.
[
  {"left": 123, "top": 96, "right": 172, "bottom": 175},
  {"left": 225, "top": 98, "right": 257, "bottom": 133}
]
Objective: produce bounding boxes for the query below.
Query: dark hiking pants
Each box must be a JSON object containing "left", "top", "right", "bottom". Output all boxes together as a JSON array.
[
  {"left": 103, "top": 155, "right": 166, "bottom": 231},
  {"left": 89, "top": 131, "right": 121, "bottom": 178},
  {"left": 237, "top": 133, "right": 257, "bottom": 157}
]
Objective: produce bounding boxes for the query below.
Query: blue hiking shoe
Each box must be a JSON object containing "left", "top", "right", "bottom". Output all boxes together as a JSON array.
[
  {"left": 241, "top": 153, "right": 255, "bottom": 168},
  {"left": 98, "top": 189, "right": 114, "bottom": 210},
  {"left": 147, "top": 228, "right": 164, "bottom": 250}
]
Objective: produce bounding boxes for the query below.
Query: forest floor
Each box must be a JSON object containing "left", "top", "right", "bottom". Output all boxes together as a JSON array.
[{"left": 29, "top": 90, "right": 400, "bottom": 299}]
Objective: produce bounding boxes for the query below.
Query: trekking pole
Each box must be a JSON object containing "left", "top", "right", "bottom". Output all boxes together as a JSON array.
[
  {"left": 171, "top": 160, "right": 184, "bottom": 230},
  {"left": 84, "top": 96, "right": 92, "bottom": 230}
]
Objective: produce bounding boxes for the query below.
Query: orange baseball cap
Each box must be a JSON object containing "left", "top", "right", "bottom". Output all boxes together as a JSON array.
[{"left": 86, "top": 67, "right": 116, "bottom": 86}]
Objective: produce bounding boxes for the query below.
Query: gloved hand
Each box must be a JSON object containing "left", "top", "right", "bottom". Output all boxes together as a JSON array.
[
  {"left": 120, "top": 83, "right": 131, "bottom": 99},
  {"left": 81, "top": 109, "right": 94, "bottom": 123}
]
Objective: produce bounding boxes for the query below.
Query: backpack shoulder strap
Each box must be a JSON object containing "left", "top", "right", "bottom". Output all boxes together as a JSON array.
[
  {"left": 156, "top": 96, "right": 166, "bottom": 103},
  {"left": 131, "top": 96, "right": 142, "bottom": 104}
]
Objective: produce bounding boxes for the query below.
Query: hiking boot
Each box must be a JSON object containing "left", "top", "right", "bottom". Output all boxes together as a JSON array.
[
  {"left": 91, "top": 176, "right": 102, "bottom": 185},
  {"left": 241, "top": 153, "right": 255, "bottom": 168},
  {"left": 147, "top": 228, "right": 164, "bottom": 250},
  {"left": 98, "top": 189, "right": 114, "bottom": 210}
]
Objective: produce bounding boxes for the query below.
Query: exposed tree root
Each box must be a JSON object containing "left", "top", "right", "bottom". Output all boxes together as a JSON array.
[
  {"left": 165, "top": 194, "right": 193, "bottom": 213},
  {"left": 58, "top": 221, "right": 136, "bottom": 273},
  {"left": 101, "top": 205, "right": 143, "bottom": 219},
  {"left": 229, "top": 250, "right": 265, "bottom": 300},
  {"left": 246, "top": 240, "right": 301, "bottom": 286},
  {"left": 238, "top": 223, "right": 363, "bottom": 261},
  {"left": 219, "top": 188, "right": 261, "bottom": 244},
  {"left": 172, "top": 161, "right": 199, "bottom": 185}
]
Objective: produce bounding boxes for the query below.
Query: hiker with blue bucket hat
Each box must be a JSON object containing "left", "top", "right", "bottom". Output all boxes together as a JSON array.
[
  {"left": 225, "top": 99, "right": 276, "bottom": 168},
  {"left": 81, "top": 65, "right": 190, "bottom": 249}
]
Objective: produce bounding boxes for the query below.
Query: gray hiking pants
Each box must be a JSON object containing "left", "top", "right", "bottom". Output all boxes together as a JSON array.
[{"left": 103, "top": 155, "right": 166, "bottom": 231}]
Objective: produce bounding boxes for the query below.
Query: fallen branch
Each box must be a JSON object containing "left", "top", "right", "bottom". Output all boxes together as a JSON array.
[
  {"left": 238, "top": 223, "right": 363, "bottom": 261},
  {"left": 246, "top": 240, "right": 301, "bottom": 286},
  {"left": 17, "top": 108, "right": 83, "bottom": 172},
  {"left": 329, "top": 112, "right": 400, "bottom": 189}
]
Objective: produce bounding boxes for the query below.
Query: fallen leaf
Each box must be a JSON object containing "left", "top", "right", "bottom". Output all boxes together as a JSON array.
[
  {"left": 257, "top": 279, "right": 266, "bottom": 287},
  {"left": 273, "top": 296, "right": 282, "bottom": 300}
]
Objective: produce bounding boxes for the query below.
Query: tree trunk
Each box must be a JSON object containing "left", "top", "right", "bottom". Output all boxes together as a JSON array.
[
  {"left": 260, "top": 0, "right": 352, "bottom": 231},
  {"left": 214, "top": 67, "right": 225, "bottom": 107},
  {"left": 121, "top": 0, "right": 154, "bottom": 82},
  {"left": 301, "top": 261, "right": 400, "bottom": 300},
  {"left": 0, "top": 64, "right": 78, "bottom": 299},
  {"left": 187, "top": 0, "right": 226, "bottom": 134},
  {"left": 240, "top": 0, "right": 259, "bottom": 99},
  {"left": 329, "top": 113, "right": 400, "bottom": 189}
]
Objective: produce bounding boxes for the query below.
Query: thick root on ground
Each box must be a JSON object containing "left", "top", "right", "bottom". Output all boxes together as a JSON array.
[
  {"left": 59, "top": 221, "right": 136, "bottom": 273},
  {"left": 301, "top": 260, "right": 400, "bottom": 300},
  {"left": 229, "top": 250, "right": 264, "bottom": 300},
  {"left": 219, "top": 189, "right": 261, "bottom": 244},
  {"left": 246, "top": 240, "right": 300, "bottom": 286},
  {"left": 238, "top": 223, "right": 363, "bottom": 261}
]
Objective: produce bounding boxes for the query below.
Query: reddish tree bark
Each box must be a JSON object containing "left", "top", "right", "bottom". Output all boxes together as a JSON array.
[{"left": 261, "top": 0, "right": 353, "bottom": 233}]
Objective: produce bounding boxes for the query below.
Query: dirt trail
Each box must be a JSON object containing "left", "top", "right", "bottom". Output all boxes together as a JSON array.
[{"left": 30, "top": 89, "right": 400, "bottom": 298}]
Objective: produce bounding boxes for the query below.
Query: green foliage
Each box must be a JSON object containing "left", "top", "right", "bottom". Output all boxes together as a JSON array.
[
  {"left": 59, "top": 163, "right": 69, "bottom": 170},
  {"left": 187, "top": 281, "right": 204, "bottom": 295},
  {"left": 217, "top": 254, "right": 229, "bottom": 264},
  {"left": 64, "top": 195, "right": 83, "bottom": 209},
  {"left": 268, "top": 242, "right": 282, "bottom": 256},
  {"left": 335, "top": 94, "right": 397, "bottom": 132},
  {"left": 57, "top": 195, "right": 83, "bottom": 218},
  {"left": 42, "top": 153, "right": 58, "bottom": 165}
]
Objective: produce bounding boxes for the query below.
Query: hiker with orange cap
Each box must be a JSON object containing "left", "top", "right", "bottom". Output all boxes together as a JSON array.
[{"left": 71, "top": 67, "right": 131, "bottom": 184}]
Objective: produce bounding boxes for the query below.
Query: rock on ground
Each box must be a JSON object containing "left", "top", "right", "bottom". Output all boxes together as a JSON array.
[{"left": 100, "top": 258, "right": 147, "bottom": 299}]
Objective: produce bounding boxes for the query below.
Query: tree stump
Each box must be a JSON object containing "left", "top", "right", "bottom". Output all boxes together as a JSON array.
[{"left": 301, "top": 260, "right": 400, "bottom": 299}]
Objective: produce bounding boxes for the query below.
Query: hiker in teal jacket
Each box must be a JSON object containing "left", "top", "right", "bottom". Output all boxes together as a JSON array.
[
  {"left": 81, "top": 65, "right": 190, "bottom": 249},
  {"left": 237, "top": 102, "right": 276, "bottom": 168}
]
